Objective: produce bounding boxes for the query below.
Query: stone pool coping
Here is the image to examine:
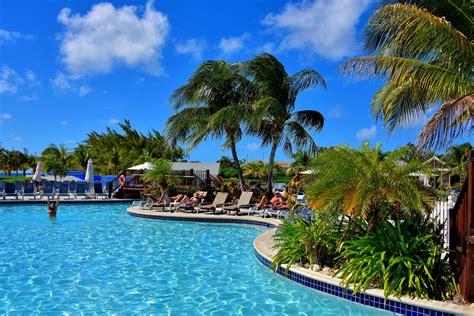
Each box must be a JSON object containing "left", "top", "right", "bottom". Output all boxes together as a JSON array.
[{"left": 127, "top": 206, "right": 473, "bottom": 316}]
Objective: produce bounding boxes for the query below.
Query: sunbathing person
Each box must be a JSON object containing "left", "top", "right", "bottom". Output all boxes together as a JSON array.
[
  {"left": 171, "top": 194, "right": 185, "bottom": 202},
  {"left": 256, "top": 192, "right": 289, "bottom": 210},
  {"left": 148, "top": 187, "right": 171, "bottom": 210}
]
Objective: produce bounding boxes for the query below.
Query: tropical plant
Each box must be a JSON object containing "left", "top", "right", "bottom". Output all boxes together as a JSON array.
[
  {"left": 287, "top": 149, "right": 314, "bottom": 175},
  {"left": 72, "top": 143, "right": 91, "bottom": 172},
  {"left": 242, "top": 160, "right": 285, "bottom": 180},
  {"left": 336, "top": 214, "right": 457, "bottom": 300},
  {"left": 85, "top": 120, "right": 184, "bottom": 174},
  {"left": 341, "top": 3, "right": 473, "bottom": 151},
  {"left": 306, "top": 142, "right": 435, "bottom": 231},
  {"left": 142, "top": 159, "right": 173, "bottom": 189},
  {"left": 245, "top": 53, "right": 325, "bottom": 196},
  {"left": 444, "top": 142, "right": 473, "bottom": 183},
  {"left": 166, "top": 60, "right": 253, "bottom": 188},
  {"left": 272, "top": 209, "right": 340, "bottom": 271},
  {"left": 41, "top": 144, "right": 71, "bottom": 181}
]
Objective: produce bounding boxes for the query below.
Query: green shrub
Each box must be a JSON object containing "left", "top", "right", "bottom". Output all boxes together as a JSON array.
[
  {"left": 221, "top": 166, "right": 238, "bottom": 178},
  {"left": 335, "top": 214, "right": 457, "bottom": 300},
  {"left": 272, "top": 210, "right": 340, "bottom": 271}
]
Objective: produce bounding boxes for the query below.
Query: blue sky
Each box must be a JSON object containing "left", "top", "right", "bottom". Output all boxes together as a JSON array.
[{"left": 0, "top": 0, "right": 466, "bottom": 163}]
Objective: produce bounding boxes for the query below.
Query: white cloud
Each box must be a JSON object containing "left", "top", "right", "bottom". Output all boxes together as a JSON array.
[
  {"left": 78, "top": 85, "right": 92, "bottom": 96},
  {"left": 0, "top": 66, "right": 39, "bottom": 94},
  {"left": 60, "top": 120, "right": 68, "bottom": 126},
  {"left": 0, "top": 29, "right": 34, "bottom": 45},
  {"left": 0, "top": 66, "right": 20, "bottom": 93},
  {"left": 218, "top": 33, "right": 249, "bottom": 55},
  {"left": 17, "top": 94, "right": 38, "bottom": 102},
  {"left": 175, "top": 39, "right": 206, "bottom": 60},
  {"left": 0, "top": 113, "right": 12, "bottom": 123},
  {"left": 327, "top": 105, "right": 346, "bottom": 119},
  {"left": 109, "top": 118, "right": 119, "bottom": 125},
  {"left": 246, "top": 143, "right": 261, "bottom": 152},
  {"left": 10, "top": 134, "right": 22, "bottom": 142},
  {"left": 356, "top": 125, "right": 377, "bottom": 140},
  {"left": 257, "top": 42, "right": 275, "bottom": 54},
  {"left": 57, "top": 0, "right": 170, "bottom": 77},
  {"left": 262, "top": 0, "right": 370, "bottom": 60},
  {"left": 51, "top": 72, "right": 92, "bottom": 96}
]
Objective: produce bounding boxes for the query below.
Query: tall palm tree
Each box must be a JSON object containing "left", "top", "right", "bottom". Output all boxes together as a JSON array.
[
  {"left": 341, "top": 3, "right": 473, "bottom": 151},
  {"left": 166, "top": 60, "right": 253, "bottom": 188},
  {"left": 306, "top": 142, "right": 435, "bottom": 231},
  {"left": 245, "top": 53, "right": 326, "bottom": 196}
]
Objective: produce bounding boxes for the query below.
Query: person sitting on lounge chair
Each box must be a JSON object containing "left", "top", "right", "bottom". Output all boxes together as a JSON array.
[
  {"left": 256, "top": 191, "right": 289, "bottom": 210},
  {"left": 148, "top": 187, "right": 171, "bottom": 210}
]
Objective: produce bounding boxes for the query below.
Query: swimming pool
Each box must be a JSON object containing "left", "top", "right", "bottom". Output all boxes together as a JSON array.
[{"left": 0, "top": 203, "right": 391, "bottom": 314}]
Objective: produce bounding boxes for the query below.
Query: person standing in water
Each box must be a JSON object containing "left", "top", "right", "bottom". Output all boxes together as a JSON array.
[{"left": 47, "top": 194, "right": 60, "bottom": 218}]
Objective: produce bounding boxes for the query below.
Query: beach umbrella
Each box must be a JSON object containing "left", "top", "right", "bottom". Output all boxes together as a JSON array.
[
  {"left": 32, "top": 161, "right": 42, "bottom": 182},
  {"left": 84, "top": 159, "right": 94, "bottom": 184}
]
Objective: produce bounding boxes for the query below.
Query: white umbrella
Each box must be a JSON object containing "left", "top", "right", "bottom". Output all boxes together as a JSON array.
[
  {"left": 84, "top": 159, "right": 94, "bottom": 184},
  {"left": 127, "top": 162, "right": 155, "bottom": 170},
  {"left": 32, "top": 161, "right": 42, "bottom": 182}
]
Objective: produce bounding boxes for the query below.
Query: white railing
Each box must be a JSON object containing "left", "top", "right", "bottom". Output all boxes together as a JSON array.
[{"left": 431, "top": 195, "right": 454, "bottom": 250}]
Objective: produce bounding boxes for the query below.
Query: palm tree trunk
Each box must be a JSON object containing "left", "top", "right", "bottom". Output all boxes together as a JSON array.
[
  {"left": 229, "top": 135, "right": 245, "bottom": 189},
  {"left": 267, "top": 138, "right": 279, "bottom": 197}
]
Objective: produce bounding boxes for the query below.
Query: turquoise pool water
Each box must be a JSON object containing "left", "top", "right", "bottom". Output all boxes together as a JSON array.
[{"left": 0, "top": 203, "right": 391, "bottom": 314}]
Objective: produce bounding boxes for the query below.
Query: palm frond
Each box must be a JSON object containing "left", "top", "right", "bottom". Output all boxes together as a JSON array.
[
  {"left": 418, "top": 94, "right": 474, "bottom": 151},
  {"left": 292, "top": 110, "right": 325, "bottom": 132},
  {"left": 363, "top": 3, "right": 472, "bottom": 64}
]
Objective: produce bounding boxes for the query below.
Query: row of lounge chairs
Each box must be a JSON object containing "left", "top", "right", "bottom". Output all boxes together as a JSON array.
[
  {"left": 0, "top": 181, "right": 108, "bottom": 200},
  {"left": 134, "top": 191, "right": 292, "bottom": 219}
]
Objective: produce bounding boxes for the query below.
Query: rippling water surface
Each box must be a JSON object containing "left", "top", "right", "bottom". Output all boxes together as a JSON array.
[{"left": 0, "top": 203, "right": 391, "bottom": 314}]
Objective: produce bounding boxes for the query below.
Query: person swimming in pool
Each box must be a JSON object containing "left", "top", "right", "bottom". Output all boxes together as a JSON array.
[{"left": 47, "top": 194, "right": 60, "bottom": 218}]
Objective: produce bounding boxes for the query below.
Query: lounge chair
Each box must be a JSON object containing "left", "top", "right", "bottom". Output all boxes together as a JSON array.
[
  {"left": 69, "top": 181, "right": 77, "bottom": 194},
  {"left": 22, "top": 182, "right": 37, "bottom": 199},
  {"left": 0, "top": 181, "right": 5, "bottom": 197},
  {"left": 40, "top": 182, "right": 54, "bottom": 199},
  {"left": 58, "top": 182, "right": 70, "bottom": 199},
  {"left": 195, "top": 192, "right": 229, "bottom": 214},
  {"left": 173, "top": 192, "right": 208, "bottom": 212},
  {"left": 75, "top": 182, "right": 88, "bottom": 199},
  {"left": 93, "top": 182, "right": 108, "bottom": 199},
  {"left": 3, "top": 182, "right": 18, "bottom": 200},
  {"left": 222, "top": 192, "right": 254, "bottom": 215},
  {"left": 14, "top": 181, "right": 23, "bottom": 195}
]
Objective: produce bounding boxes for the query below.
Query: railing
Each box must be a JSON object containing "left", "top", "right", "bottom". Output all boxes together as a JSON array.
[
  {"left": 449, "top": 150, "right": 474, "bottom": 303},
  {"left": 432, "top": 195, "right": 454, "bottom": 250}
]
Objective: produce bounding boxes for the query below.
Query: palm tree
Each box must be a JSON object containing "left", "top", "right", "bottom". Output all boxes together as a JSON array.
[
  {"left": 306, "top": 142, "right": 435, "bottom": 232},
  {"left": 445, "top": 143, "right": 473, "bottom": 183},
  {"left": 341, "top": 3, "right": 473, "bottom": 151},
  {"left": 242, "top": 161, "right": 265, "bottom": 179},
  {"left": 42, "top": 144, "right": 71, "bottom": 181},
  {"left": 166, "top": 60, "right": 253, "bottom": 188},
  {"left": 245, "top": 53, "right": 326, "bottom": 196},
  {"left": 287, "top": 149, "right": 314, "bottom": 175},
  {"left": 73, "top": 143, "right": 91, "bottom": 172},
  {"left": 142, "top": 159, "right": 173, "bottom": 189}
]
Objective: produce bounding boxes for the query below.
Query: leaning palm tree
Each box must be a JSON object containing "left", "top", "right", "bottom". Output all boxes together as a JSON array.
[
  {"left": 166, "top": 60, "right": 254, "bottom": 188},
  {"left": 341, "top": 3, "right": 473, "bottom": 151},
  {"left": 306, "top": 142, "right": 435, "bottom": 232},
  {"left": 245, "top": 53, "right": 326, "bottom": 196}
]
